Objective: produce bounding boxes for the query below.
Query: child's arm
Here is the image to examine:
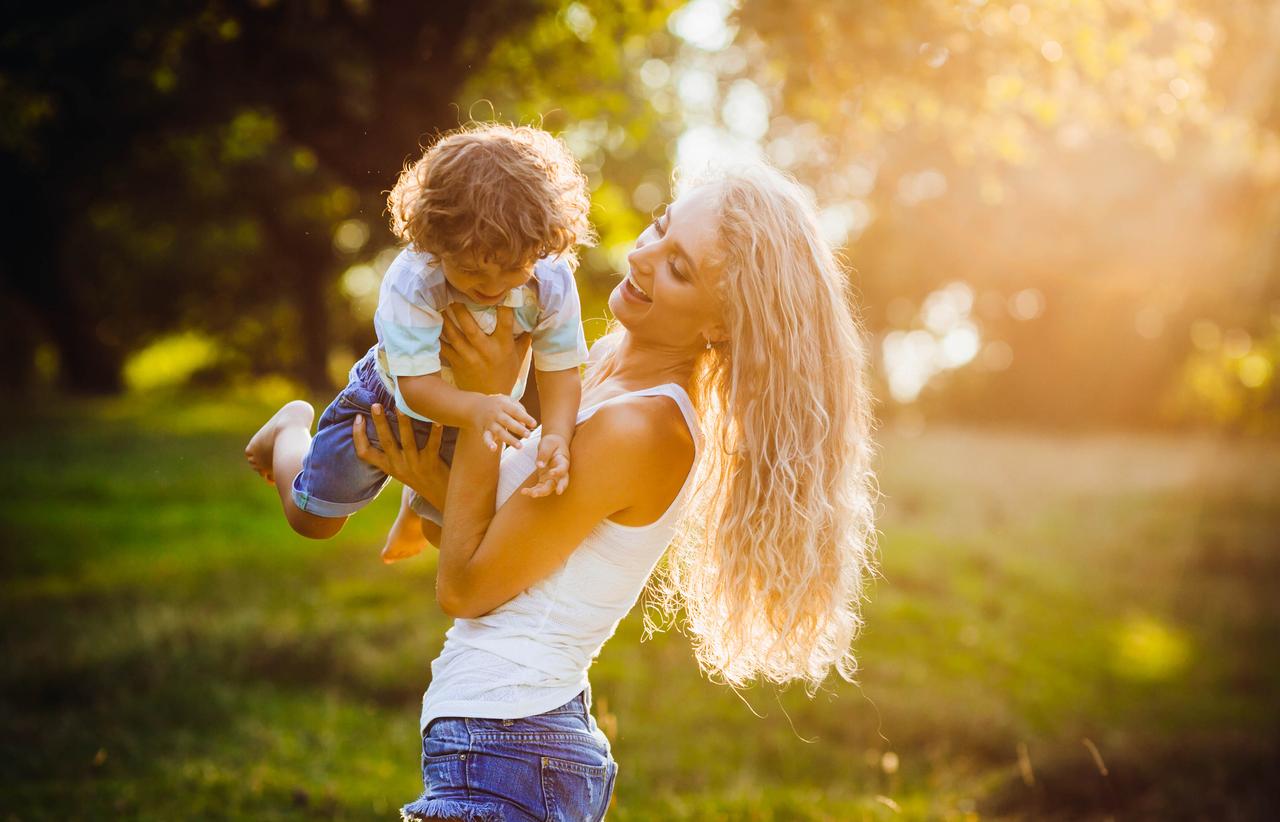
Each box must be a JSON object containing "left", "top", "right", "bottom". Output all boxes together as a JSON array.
[
  {"left": 523, "top": 366, "right": 581, "bottom": 497},
  {"left": 399, "top": 373, "right": 536, "bottom": 451}
]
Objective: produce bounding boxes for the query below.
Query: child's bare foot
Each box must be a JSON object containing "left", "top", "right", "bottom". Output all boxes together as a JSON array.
[
  {"left": 245, "top": 400, "right": 315, "bottom": 483},
  {"left": 381, "top": 486, "right": 428, "bottom": 563}
]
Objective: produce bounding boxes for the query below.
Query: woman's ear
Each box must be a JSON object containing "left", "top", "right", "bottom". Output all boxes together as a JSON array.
[{"left": 704, "top": 323, "right": 729, "bottom": 346}]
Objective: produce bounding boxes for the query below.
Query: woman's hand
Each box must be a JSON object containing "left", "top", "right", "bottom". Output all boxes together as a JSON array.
[
  {"left": 353, "top": 404, "right": 450, "bottom": 509},
  {"left": 441, "top": 305, "right": 532, "bottom": 395}
]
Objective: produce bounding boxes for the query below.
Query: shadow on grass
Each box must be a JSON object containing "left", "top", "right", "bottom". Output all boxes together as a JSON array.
[{"left": 981, "top": 733, "right": 1280, "bottom": 820}]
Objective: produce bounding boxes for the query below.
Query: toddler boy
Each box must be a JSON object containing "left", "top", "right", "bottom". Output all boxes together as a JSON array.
[{"left": 245, "top": 124, "right": 593, "bottom": 552}]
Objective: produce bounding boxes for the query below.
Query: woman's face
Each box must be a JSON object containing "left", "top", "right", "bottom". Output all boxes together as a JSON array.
[{"left": 610, "top": 184, "right": 725, "bottom": 348}]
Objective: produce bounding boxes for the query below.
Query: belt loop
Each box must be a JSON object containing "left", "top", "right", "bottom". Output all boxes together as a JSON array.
[{"left": 582, "top": 683, "right": 592, "bottom": 718}]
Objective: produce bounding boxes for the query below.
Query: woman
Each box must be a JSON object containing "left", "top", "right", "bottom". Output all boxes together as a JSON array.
[{"left": 354, "top": 162, "right": 878, "bottom": 821}]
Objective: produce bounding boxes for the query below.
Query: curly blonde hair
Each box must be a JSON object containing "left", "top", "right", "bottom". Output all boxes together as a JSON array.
[
  {"left": 387, "top": 123, "right": 595, "bottom": 269},
  {"left": 641, "top": 163, "right": 879, "bottom": 691}
]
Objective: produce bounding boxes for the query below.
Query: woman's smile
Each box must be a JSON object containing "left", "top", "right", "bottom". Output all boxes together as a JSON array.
[{"left": 619, "top": 272, "right": 653, "bottom": 304}]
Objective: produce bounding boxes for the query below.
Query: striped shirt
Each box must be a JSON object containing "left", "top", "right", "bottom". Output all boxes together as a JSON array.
[{"left": 373, "top": 248, "right": 587, "bottom": 422}]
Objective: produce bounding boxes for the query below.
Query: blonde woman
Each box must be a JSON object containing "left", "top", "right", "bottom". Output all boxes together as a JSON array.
[{"left": 354, "top": 162, "right": 878, "bottom": 822}]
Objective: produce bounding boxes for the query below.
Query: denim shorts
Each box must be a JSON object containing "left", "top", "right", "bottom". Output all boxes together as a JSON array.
[
  {"left": 402, "top": 691, "right": 618, "bottom": 822},
  {"left": 291, "top": 347, "right": 457, "bottom": 523}
]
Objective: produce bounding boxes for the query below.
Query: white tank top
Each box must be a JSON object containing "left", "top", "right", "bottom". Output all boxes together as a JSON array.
[{"left": 419, "top": 383, "right": 703, "bottom": 731}]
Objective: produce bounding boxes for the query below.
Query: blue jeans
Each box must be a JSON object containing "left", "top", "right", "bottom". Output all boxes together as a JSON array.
[
  {"left": 291, "top": 347, "right": 457, "bottom": 524},
  {"left": 402, "top": 691, "right": 618, "bottom": 822}
]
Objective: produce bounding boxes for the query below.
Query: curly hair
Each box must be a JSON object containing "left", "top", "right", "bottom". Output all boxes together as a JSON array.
[
  {"left": 640, "top": 163, "right": 879, "bottom": 691},
  {"left": 387, "top": 123, "right": 595, "bottom": 269}
]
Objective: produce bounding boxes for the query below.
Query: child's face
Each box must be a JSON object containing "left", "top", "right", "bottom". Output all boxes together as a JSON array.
[{"left": 439, "top": 250, "right": 535, "bottom": 306}]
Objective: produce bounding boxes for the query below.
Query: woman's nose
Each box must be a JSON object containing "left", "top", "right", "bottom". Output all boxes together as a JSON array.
[{"left": 626, "top": 243, "right": 653, "bottom": 272}]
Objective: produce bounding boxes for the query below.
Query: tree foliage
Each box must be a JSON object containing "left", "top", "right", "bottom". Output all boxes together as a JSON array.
[
  {"left": 1, "top": 1, "right": 547, "bottom": 392},
  {"left": 723, "top": 0, "right": 1280, "bottom": 427}
]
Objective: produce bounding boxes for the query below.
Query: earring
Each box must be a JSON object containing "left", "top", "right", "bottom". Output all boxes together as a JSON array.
[{"left": 705, "top": 337, "right": 712, "bottom": 350}]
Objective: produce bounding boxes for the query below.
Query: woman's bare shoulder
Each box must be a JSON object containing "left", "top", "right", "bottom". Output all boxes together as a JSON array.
[
  {"left": 572, "top": 392, "right": 694, "bottom": 496},
  {"left": 569, "top": 394, "right": 694, "bottom": 523}
]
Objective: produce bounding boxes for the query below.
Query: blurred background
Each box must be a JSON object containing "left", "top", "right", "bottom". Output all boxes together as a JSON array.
[{"left": 2, "top": 0, "right": 1278, "bottom": 819}]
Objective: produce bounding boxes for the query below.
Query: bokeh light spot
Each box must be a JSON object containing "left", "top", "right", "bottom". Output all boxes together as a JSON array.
[
  {"left": 333, "top": 219, "right": 370, "bottom": 254},
  {"left": 1009, "top": 288, "right": 1045, "bottom": 321},
  {"left": 1112, "top": 614, "right": 1191, "bottom": 681},
  {"left": 668, "top": 0, "right": 736, "bottom": 51},
  {"left": 124, "top": 333, "right": 219, "bottom": 392}
]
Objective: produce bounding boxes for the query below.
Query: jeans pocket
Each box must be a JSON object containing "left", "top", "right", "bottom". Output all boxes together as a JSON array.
[
  {"left": 421, "top": 751, "right": 465, "bottom": 793},
  {"left": 541, "top": 754, "right": 613, "bottom": 822},
  {"left": 336, "top": 382, "right": 377, "bottom": 413}
]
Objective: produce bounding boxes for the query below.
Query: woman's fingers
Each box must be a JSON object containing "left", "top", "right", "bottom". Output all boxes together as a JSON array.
[
  {"left": 482, "top": 430, "right": 498, "bottom": 452},
  {"left": 396, "top": 408, "right": 419, "bottom": 469},
  {"left": 352, "top": 414, "right": 388, "bottom": 471},
  {"left": 426, "top": 421, "right": 444, "bottom": 456},
  {"left": 441, "top": 311, "right": 461, "bottom": 347},
  {"left": 515, "top": 331, "right": 532, "bottom": 360},
  {"left": 448, "top": 303, "right": 486, "bottom": 343},
  {"left": 439, "top": 338, "right": 458, "bottom": 367},
  {"left": 494, "top": 306, "right": 515, "bottom": 336},
  {"left": 369, "top": 404, "right": 397, "bottom": 452}
]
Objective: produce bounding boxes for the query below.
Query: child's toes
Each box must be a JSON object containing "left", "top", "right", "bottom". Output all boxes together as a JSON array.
[{"left": 381, "top": 542, "right": 422, "bottom": 564}]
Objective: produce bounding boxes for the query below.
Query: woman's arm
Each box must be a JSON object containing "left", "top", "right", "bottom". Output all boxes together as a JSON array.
[
  {"left": 357, "top": 393, "right": 691, "bottom": 609},
  {"left": 435, "top": 399, "right": 693, "bottom": 618},
  {"left": 432, "top": 302, "right": 693, "bottom": 618}
]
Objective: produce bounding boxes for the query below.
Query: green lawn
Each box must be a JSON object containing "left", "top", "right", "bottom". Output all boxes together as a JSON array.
[{"left": 2, "top": 394, "right": 1277, "bottom": 820}]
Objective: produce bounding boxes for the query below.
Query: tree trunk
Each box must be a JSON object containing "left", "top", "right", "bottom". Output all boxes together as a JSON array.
[
  {"left": 49, "top": 319, "right": 125, "bottom": 394},
  {"left": 291, "top": 249, "right": 335, "bottom": 394}
]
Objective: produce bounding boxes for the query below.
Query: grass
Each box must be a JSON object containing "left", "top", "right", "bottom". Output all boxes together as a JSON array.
[{"left": 1, "top": 393, "right": 1278, "bottom": 820}]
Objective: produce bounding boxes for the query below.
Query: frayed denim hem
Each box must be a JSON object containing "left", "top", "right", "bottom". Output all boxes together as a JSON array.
[{"left": 401, "top": 796, "right": 505, "bottom": 822}]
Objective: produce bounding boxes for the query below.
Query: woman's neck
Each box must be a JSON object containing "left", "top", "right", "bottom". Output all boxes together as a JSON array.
[{"left": 585, "top": 332, "right": 696, "bottom": 402}]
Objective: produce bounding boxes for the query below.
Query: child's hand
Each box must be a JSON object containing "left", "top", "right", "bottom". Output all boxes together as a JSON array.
[
  {"left": 523, "top": 433, "right": 570, "bottom": 498},
  {"left": 470, "top": 394, "right": 537, "bottom": 452}
]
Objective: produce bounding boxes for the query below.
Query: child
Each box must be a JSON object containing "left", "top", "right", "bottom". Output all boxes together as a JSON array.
[{"left": 245, "top": 123, "right": 594, "bottom": 558}]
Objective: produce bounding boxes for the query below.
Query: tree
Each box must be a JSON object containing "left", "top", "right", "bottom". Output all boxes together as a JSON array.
[
  {"left": 720, "top": 0, "right": 1280, "bottom": 427},
  {"left": 0, "top": 0, "right": 547, "bottom": 393}
]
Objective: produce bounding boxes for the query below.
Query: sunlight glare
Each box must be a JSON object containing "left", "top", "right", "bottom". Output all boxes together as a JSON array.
[
  {"left": 669, "top": 0, "right": 737, "bottom": 51},
  {"left": 676, "top": 125, "right": 762, "bottom": 173},
  {"left": 722, "top": 79, "right": 770, "bottom": 142},
  {"left": 677, "top": 68, "right": 718, "bottom": 114}
]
